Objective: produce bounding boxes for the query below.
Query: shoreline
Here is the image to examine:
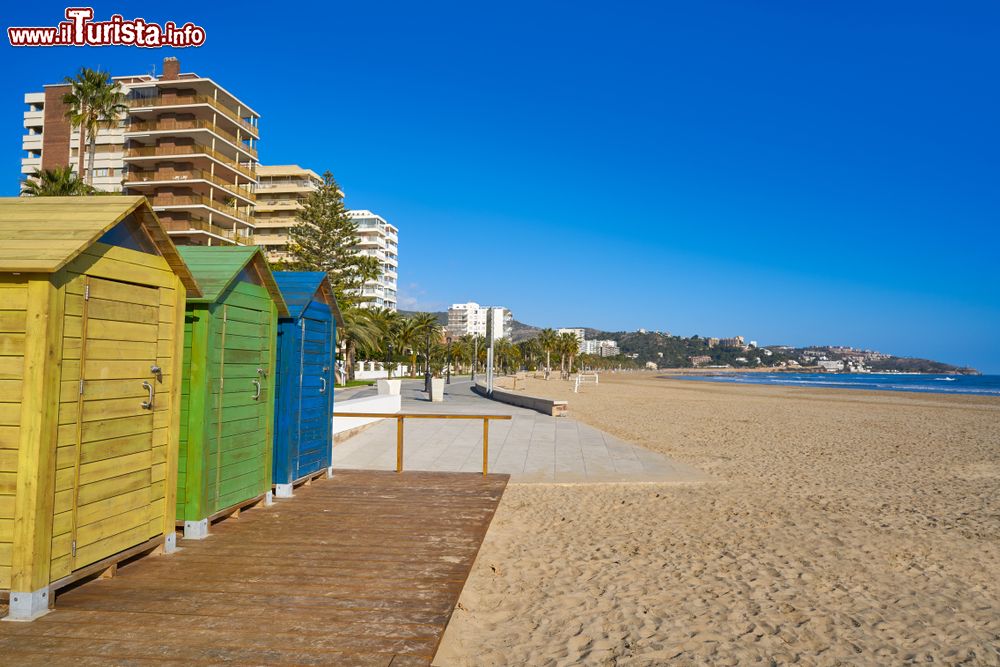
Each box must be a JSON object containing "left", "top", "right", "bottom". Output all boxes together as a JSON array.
[{"left": 656, "top": 370, "right": 999, "bottom": 398}]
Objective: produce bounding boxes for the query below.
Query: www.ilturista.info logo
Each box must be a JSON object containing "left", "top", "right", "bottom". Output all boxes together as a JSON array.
[{"left": 8, "top": 7, "right": 206, "bottom": 47}]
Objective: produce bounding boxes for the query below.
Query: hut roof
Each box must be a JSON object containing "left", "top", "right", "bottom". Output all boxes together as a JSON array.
[
  {"left": 177, "top": 245, "right": 289, "bottom": 317},
  {"left": 0, "top": 195, "right": 200, "bottom": 295},
  {"left": 272, "top": 271, "right": 344, "bottom": 326}
]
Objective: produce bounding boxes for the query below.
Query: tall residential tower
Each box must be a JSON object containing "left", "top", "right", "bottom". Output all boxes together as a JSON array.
[
  {"left": 348, "top": 210, "right": 398, "bottom": 311},
  {"left": 21, "top": 57, "right": 259, "bottom": 245}
]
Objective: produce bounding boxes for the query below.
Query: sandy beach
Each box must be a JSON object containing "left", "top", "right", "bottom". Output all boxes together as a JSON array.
[{"left": 435, "top": 372, "right": 1000, "bottom": 665}]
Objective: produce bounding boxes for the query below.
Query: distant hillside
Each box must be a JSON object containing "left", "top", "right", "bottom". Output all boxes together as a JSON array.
[{"left": 396, "top": 311, "right": 977, "bottom": 373}]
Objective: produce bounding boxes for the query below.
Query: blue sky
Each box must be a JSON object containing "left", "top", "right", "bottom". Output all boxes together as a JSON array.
[{"left": 3, "top": 2, "right": 998, "bottom": 371}]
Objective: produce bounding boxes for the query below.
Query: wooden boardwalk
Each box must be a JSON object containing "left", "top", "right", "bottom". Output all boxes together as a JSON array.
[{"left": 0, "top": 470, "right": 509, "bottom": 666}]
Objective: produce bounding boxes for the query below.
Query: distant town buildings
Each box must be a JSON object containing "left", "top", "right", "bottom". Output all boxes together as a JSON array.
[
  {"left": 719, "top": 336, "right": 745, "bottom": 348},
  {"left": 557, "top": 328, "right": 620, "bottom": 357},
  {"left": 447, "top": 302, "right": 512, "bottom": 340},
  {"left": 817, "top": 360, "right": 846, "bottom": 372},
  {"left": 254, "top": 164, "right": 322, "bottom": 262},
  {"left": 348, "top": 210, "right": 399, "bottom": 312},
  {"left": 689, "top": 355, "right": 713, "bottom": 367},
  {"left": 23, "top": 56, "right": 259, "bottom": 246}
]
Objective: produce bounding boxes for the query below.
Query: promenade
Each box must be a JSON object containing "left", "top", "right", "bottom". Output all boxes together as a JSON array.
[{"left": 333, "top": 379, "right": 710, "bottom": 484}]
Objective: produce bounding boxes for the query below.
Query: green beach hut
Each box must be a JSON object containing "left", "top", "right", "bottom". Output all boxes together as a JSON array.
[{"left": 175, "top": 246, "right": 288, "bottom": 539}]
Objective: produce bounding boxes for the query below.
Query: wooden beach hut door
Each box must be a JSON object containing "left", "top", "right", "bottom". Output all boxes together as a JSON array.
[
  {"left": 66, "top": 275, "right": 161, "bottom": 572},
  {"left": 209, "top": 297, "right": 271, "bottom": 515},
  {"left": 293, "top": 311, "right": 334, "bottom": 479}
]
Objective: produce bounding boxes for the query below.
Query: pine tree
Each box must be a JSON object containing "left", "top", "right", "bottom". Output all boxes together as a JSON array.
[{"left": 286, "top": 171, "right": 381, "bottom": 307}]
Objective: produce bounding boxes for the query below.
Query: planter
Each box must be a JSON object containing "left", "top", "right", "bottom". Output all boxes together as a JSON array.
[
  {"left": 377, "top": 379, "right": 402, "bottom": 395},
  {"left": 430, "top": 377, "right": 446, "bottom": 402}
]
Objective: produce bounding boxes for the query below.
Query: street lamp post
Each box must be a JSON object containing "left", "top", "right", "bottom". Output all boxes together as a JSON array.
[
  {"left": 424, "top": 331, "right": 432, "bottom": 393},
  {"left": 446, "top": 336, "right": 452, "bottom": 384},
  {"left": 471, "top": 336, "right": 477, "bottom": 382},
  {"left": 386, "top": 343, "right": 393, "bottom": 379}
]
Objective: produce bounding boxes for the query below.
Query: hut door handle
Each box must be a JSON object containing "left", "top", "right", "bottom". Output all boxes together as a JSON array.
[
  {"left": 252, "top": 379, "right": 262, "bottom": 401},
  {"left": 320, "top": 377, "right": 327, "bottom": 394},
  {"left": 141, "top": 381, "right": 154, "bottom": 410}
]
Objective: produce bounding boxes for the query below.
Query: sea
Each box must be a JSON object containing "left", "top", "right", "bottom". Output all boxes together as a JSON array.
[{"left": 668, "top": 372, "right": 1000, "bottom": 396}]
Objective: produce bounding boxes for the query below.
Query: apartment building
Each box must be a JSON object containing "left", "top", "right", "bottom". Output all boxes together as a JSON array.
[
  {"left": 254, "top": 165, "right": 323, "bottom": 262},
  {"left": 347, "top": 210, "right": 398, "bottom": 311},
  {"left": 582, "top": 339, "right": 621, "bottom": 357},
  {"left": 557, "top": 328, "right": 586, "bottom": 344},
  {"left": 21, "top": 57, "right": 259, "bottom": 245},
  {"left": 447, "top": 303, "right": 513, "bottom": 341}
]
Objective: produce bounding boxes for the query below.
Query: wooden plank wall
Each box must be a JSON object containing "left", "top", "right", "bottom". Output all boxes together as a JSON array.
[
  {"left": 50, "top": 244, "right": 181, "bottom": 581},
  {"left": 0, "top": 277, "right": 28, "bottom": 589},
  {"left": 205, "top": 281, "right": 275, "bottom": 515}
]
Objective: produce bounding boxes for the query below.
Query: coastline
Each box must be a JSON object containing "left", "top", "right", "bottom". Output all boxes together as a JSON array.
[{"left": 437, "top": 373, "right": 1000, "bottom": 665}]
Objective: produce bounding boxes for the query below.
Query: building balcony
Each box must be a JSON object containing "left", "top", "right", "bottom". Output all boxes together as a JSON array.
[
  {"left": 160, "top": 217, "right": 253, "bottom": 245},
  {"left": 22, "top": 135, "right": 42, "bottom": 151},
  {"left": 126, "top": 119, "right": 257, "bottom": 159},
  {"left": 358, "top": 235, "right": 387, "bottom": 249},
  {"left": 127, "top": 94, "right": 259, "bottom": 138},
  {"left": 123, "top": 168, "right": 256, "bottom": 204},
  {"left": 257, "top": 180, "right": 318, "bottom": 193},
  {"left": 147, "top": 194, "right": 254, "bottom": 226},
  {"left": 124, "top": 143, "right": 256, "bottom": 181},
  {"left": 255, "top": 198, "right": 303, "bottom": 212}
]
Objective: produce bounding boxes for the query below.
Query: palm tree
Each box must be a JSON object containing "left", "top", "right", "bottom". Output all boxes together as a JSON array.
[
  {"left": 411, "top": 313, "right": 442, "bottom": 377},
  {"left": 556, "top": 332, "right": 578, "bottom": 377},
  {"left": 20, "top": 166, "right": 94, "bottom": 196},
  {"left": 493, "top": 338, "right": 522, "bottom": 374},
  {"left": 338, "top": 306, "right": 381, "bottom": 382},
  {"left": 457, "top": 334, "right": 476, "bottom": 375},
  {"left": 394, "top": 316, "right": 422, "bottom": 377},
  {"left": 537, "top": 328, "right": 558, "bottom": 379},
  {"left": 365, "top": 308, "right": 401, "bottom": 375},
  {"left": 448, "top": 338, "right": 468, "bottom": 374},
  {"left": 517, "top": 339, "right": 540, "bottom": 371},
  {"left": 63, "top": 68, "right": 128, "bottom": 185}
]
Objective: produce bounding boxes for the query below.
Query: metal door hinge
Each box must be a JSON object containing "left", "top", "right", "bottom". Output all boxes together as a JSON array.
[
  {"left": 79, "top": 379, "right": 84, "bottom": 395},
  {"left": 71, "top": 540, "right": 77, "bottom": 557},
  {"left": 83, "top": 284, "right": 90, "bottom": 300}
]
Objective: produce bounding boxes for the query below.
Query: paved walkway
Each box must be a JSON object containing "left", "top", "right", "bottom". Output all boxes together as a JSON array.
[{"left": 333, "top": 380, "right": 710, "bottom": 484}]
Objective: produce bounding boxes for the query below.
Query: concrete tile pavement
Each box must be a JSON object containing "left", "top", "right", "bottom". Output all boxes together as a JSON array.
[{"left": 332, "top": 379, "right": 711, "bottom": 484}]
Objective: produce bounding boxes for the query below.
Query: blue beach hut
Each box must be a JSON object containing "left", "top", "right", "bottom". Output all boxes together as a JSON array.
[{"left": 272, "top": 271, "right": 341, "bottom": 497}]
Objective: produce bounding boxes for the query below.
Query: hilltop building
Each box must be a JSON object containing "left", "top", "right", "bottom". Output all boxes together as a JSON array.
[
  {"left": 22, "top": 56, "right": 259, "bottom": 246},
  {"left": 254, "top": 165, "right": 322, "bottom": 262},
  {"left": 348, "top": 210, "right": 398, "bottom": 311},
  {"left": 447, "top": 302, "right": 512, "bottom": 340}
]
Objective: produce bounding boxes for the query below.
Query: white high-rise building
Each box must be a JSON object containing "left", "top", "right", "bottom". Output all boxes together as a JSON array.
[
  {"left": 447, "top": 302, "right": 512, "bottom": 341},
  {"left": 348, "top": 209, "right": 398, "bottom": 311}
]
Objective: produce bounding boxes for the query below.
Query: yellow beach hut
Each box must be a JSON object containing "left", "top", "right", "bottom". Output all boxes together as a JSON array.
[{"left": 0, "top": 196, "right": 199, "bottom": 620}]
